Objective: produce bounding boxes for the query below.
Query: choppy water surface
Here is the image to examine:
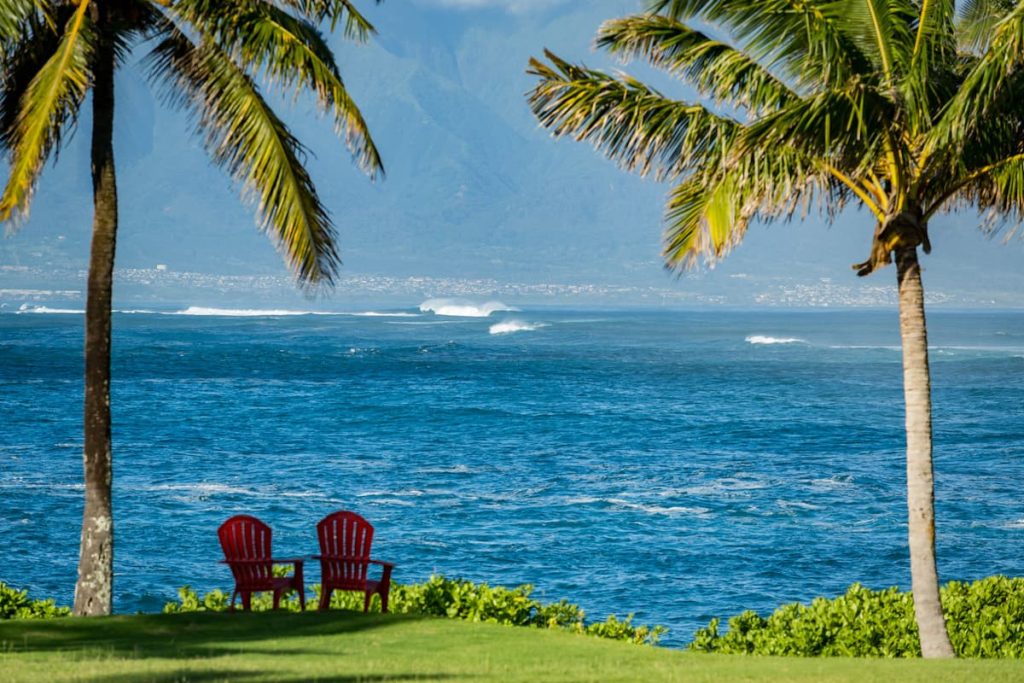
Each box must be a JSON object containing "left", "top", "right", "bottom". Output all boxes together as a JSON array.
[{"left": 2, "top": 306, "right": 1023, "bottom": 644}]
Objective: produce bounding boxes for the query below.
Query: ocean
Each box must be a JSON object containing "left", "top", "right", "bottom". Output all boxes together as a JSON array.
[{"left": 2, "top": 302, "right": 1023, "bottom": 645}]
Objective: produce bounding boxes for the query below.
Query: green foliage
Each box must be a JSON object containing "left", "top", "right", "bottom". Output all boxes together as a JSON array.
[
  {"left": 163, "top": 574, "right": 667, "bottom": 645},
  {"left": 0, "top": 581, "right": 70, "bottom": 620},
  {"left": 691, "top": 576, "right": 1024, "bottom": 658}
]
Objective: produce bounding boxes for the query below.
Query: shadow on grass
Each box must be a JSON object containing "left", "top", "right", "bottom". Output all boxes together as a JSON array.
[
  {"left": 0, "top": 609, "right": 424, "bottom": 661},
  {"left": 86, "top": 671, "right": 460, "bottom": 683}
]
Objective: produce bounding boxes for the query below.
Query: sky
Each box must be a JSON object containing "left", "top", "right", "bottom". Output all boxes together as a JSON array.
[{"left": 1, "top": 0, "right": 1022, "bottom": 308}]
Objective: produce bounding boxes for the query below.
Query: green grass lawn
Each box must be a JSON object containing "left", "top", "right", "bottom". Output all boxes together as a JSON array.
[{"left": 1, "top": 611, "right": 1022, "bottom": 682}]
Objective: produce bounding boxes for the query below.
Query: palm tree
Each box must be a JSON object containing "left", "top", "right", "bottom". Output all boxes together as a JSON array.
[
  {"left": 527, "top": 0, "right": 1024, "bottom": 658},
  {"left": 0, "top": 0, "right": 383, "bottom": 616}
]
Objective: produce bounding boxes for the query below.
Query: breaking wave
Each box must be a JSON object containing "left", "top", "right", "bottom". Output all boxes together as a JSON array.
[
  {"left": 489, "top": 320, "right": 548, "bottom": 335},
  {"left": 16, "top": 305, "right": 83, "bottom": 314},
  {"left": 419, "top": 298, "right": 517, "bottom": 317},
  {"left": 745, "top": 335, "right": 806, "bottom": 345}
]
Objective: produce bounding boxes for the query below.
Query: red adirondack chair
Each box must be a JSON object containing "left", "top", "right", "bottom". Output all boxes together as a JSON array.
[
  {"left": 217, "top": 515, "right": 305, "bottom": 611},
  {"left": 315, "top": 510, "right": 395, "bottom": 613}
]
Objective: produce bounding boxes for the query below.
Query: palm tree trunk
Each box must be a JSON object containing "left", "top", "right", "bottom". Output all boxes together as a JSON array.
[
  {"left": 73, "top": 5, "right": 117, "bottom": 617},
  {"left": 895, "top": 246, "right": 954, "bottom": 658}
]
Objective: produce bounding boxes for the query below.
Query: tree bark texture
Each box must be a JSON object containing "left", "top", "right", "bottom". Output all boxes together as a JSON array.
[
  {"left": 74, "top": 6, "right": 117, "bottom": 617},
  {"left": 896, "top": 246, "right": 954, "bottom": 658}
]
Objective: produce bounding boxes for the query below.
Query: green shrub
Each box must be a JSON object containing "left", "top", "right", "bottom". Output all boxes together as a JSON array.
[
  {"left": 690, "top": 576, "right": 1024, "bottom": 658},
  {"left": 0, "top": 582, "right": 70, "bottom": 620},
  {"left": 163, "top": 574, "right": 667, "bottom": 645}
]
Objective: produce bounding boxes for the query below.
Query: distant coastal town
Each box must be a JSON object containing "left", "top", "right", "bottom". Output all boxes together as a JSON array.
[{"left": 0, "top": 264, "right": 971, "bottom": 310}]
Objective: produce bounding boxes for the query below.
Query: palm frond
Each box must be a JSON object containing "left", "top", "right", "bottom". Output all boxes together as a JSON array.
[
  {"left": 0, "top": 0, "right": 92, "bottom": 226},
  {"left": 826, "top": 0, "right": 916, "bottom": 84},
  {"left": 597, "top": 15, "right": 797, "bottom": 114},
  {"left": 526, "top": 50, "right": 739, "bottom": 182},
  {"left": 928, "top": 2, "right": 1024, "bottom": 150},
  {"left": 739, "top": 82, "right": 892, "bottom": 181},
  {"left": 147, "top": 28, "right": 339, "bottom": 287},
  {"left": 959, "top": 0, "right": 1017, "bottom": 53},
  {"left": 276, "top": 0, "right": 379, "bottom": 42},
  {"left": 0, "top": 0, "right": 49, "bottom": 41},
  {"left": 0, "top": 3, "right": 68, "bottom": 153},
  {"left": 927, "top": 153, "right": 1024, "bottom": 230},
  {"left": 662, "top": 144, "right": 827, "bottom": 270},
  {"left": 645, "top": 0, "right": 874, "bottom": 88},
  {"left": 662, "top": 173, "right": 750, "bottom": 269},
  {"left": 170, "top": 0, "right": 382, "bottom": 177},
  {"left": 902, "top": 0, "right": 956, "bottom": 133}
]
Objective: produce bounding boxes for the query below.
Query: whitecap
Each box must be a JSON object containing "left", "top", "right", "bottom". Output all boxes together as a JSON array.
[
  {"left": 806, "top": 476, "right": 854, "bottom": 491},
  {"left": 776, "top": 499, "right": 823, "bottom": 511},
  {"left": 746, "top": 335, "right": 806, "bottom": 345},
  {"left": 143, "top": 483, "right": 257, "bottom": 496},
  {"left": 356, "top": 489, "right": 424, "bottom": 498},
  {"left": 419, "top": 298, "right": 517, "bottom": 318},
  {"left": 611, "top": 499, "right": 711, "bottom": 516},
  {"left": 17, "top": 305, "right": 83, "bottom": 314},
  {"left": 416, "top": 464, "right": 477, "bottom": 474},
  {"left": 489, "top": 320, "right": 548, "bottom": 335},
  {"left": 343, "top": 311, "right": 420, "bottom": 318}
]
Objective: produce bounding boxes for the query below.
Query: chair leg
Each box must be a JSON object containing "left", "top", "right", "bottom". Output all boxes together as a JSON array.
[
  {"left": 319, "top": 586, "right": 332, "bottom": 611},
  {"left": 380, "top": 587, "right": 389, "bottom": 614},
  {"left": 229, "top": 590, "right": 239, "bottom": 612},
  {"left": 363, "top": 590, "right": 372, "bottom": 613},
  {"left": 241, "top": 591, "right": 252, "bottom": 612},
  {"left": 298, "top": 583, "right": 306, "bottom": 612},
  {"left": 273, "top": 589, "right": 282, "bottom": 611}
]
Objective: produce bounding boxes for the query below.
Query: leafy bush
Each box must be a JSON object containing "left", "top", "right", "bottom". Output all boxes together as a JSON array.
[
  {"left": 0, "top": 582, "right": 70, "bottom": 620},
  {"left": 690, "top": 576, "right": 1024, "bottom": 658},
  {"left": 164, "top": 574, "right": 667, "bottom": 645}
]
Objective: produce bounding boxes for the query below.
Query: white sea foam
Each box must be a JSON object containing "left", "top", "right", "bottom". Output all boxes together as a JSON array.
[
  {"left": 776, "top": 499, "right": 823, "bottom": 511},
  {"left": 145, "top": 482, "right": 257, "bottom": 496},
  {"left": 745, "top": 335, "right": 806, "bottom": 345},
  {"left": 562, "top": 496, "right": 710, "bottom": 516},
  {"left": 489, "top": 320, "right": 548, "bottom": 335},
  {"left": 419, "top": 298, "right": 517, "bottom": 318},
  {"left": 17, "top": 304, "right": 83, "bottom": 314},
  {"left": 356, "top": 489, "right": 425, "bottom": 498},
  {"left": 416, "top": 464, "right": 478, "bottom": 474},
  {"left": 1003, "top": 519, "right": 1024, "bottom": 530},
  {"left": 612, "top": 500, "right": 711, "bottom": 516},
  {"left": 344, "top": 311, "right": 420, "bottom": 318},
  {"left": 806, "top": 476, "right": 854, "bottom": 491}
]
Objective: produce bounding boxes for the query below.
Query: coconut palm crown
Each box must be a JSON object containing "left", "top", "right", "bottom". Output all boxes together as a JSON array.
[
  {"left": 528, "top": 0, "right": 1024, "bottom": 659},
  {"left": 0, "top": 0, "right": 382, "bottom": 616}
]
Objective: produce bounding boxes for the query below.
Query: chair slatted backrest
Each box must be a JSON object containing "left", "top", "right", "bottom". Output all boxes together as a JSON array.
[
  {"left": 218, "top": 515, "right": 275, "bottom": 590},
  {"left": 317, "top": 511, "right": 374, "bottom": 589}
]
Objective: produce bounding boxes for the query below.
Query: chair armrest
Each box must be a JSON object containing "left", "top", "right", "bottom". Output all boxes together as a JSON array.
[
  {"left": 218, "top": 559, "right": 304, "bottom": 568},
  {"left": 368, "top": 560, "right": 395, "bottom": 568}
]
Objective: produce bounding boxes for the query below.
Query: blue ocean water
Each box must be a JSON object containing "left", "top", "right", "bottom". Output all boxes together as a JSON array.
[{"left": 2, "top": 305, "right": 1023, "bottom": 645}]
